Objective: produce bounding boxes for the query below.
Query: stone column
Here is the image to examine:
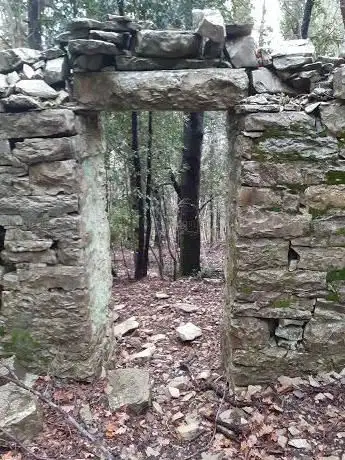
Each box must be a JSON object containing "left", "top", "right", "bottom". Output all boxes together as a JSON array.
[
  {"left": 0, "top": 109, "right": 112, "bottom": 379},
  {"left": 223, "top": 108, "right": 345, "bottom": 385}
]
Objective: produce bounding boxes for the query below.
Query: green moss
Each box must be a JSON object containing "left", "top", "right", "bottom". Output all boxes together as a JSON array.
[
  {"left": 240, "top": 286, "right": 253, "bottom": 295},
  {"left": 326, "top": 291, "right": 341, "bottom": 302},
  {"left": 272, "top": 299, "right": 291, "bottom": 308},
  {"left": 336, "top": 228, "right": 345, "bottom": 235},
  {"left": 326, "top": 171, "right": 345, "bottom": 185},
  {"left": 3, "top": 328, "right": 40, "bottom": 363},
  {"left": 326, "top": 268, "right": 345, "bottom": 283},
  {"left": 267, "top": 207, "right": 281, "bottom": 212},
  {"left": 309, "top": 207, "right": 328, "bottom": 219}
]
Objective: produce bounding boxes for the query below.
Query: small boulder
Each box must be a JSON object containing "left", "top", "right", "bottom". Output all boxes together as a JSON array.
[
  {"left": 226, "top": 36, "right": 257, "bottom": 68},
  {"left": 175, "top": 302, "right": 198, "bottom": 313},
  {"left": 176, "top": 416, "right": 201, "bottom": 441},
  {"left": 15, "top": 80, "right": 57, "bottom": 99},
  {"left": 176, "top": 322, "right": 202, "bottom": 341},
  {"left": 252, "top": 68, "right": 295, "bottom": 94},
  {"left": 129, "top": 344, "right": 156, "bottom": 361},
  {"left": 0, "top": 383, "right": 42, "bottom": 445},
  {"left": 192, "top": 9, "right": 225, "bottom": 43},
  {"left": 106, "top": 368, "right": 151, "bottom": 414},
  {"left": 155, "top": 292, "right": 170, "bottom": 299},
  {"left": 113, "top": 316, "right": 139, "bottom": 338},
  {"left": 44, "top": 57, "right": 66, "bottom": 85},
  {"left": 272, "top": 39, "right": 315, "bottom": 71}
]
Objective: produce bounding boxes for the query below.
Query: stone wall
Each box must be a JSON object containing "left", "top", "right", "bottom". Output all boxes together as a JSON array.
[
  {"left": 0, "top": 107, "right": 112, "bottom": 379},
  {"left": 0, "top": 9, "right": 345, "bottom": 383}
]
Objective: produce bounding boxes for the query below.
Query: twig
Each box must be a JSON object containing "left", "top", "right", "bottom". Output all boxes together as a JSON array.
[
  {"left": 0, "top": 428, "right": 49, "bottom": 460},
  {"left": 2, "top": 367, "right": 119, "bottom": 460}
]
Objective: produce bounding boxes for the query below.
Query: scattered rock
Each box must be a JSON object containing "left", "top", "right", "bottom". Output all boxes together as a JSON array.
[
  {"left": 15, "top": 80, "right": 57, "bottom": 99},
  {"left": 277, "top": 435, "right": 288, "bottom": 448},
  {"left": 44, "top": 57, "right": 66, "bottom": 85},
  {"left": 168, "top": 386, "right": 180, "bottom": 398},
  {"left": 175, "top": 302, "right": 198, "bottom": 313},
  {"left": 196, "top": 370, "right": 211, "bottom": 380},
  {"left": 79, "top": 403, "right": 93, "bottom": 426},
  {"left": 113, "top": 317, "right": 139, "bottom": 338},
  {"left": 176, "top": 322, "right": 202, "bottom": 341},
  {"left": 129, "top": 344, "right": 156, "bottom": 360},
  {"left": 218, "top": 408, "right": 247, "bottom": 426},
  {"left": 168, "top": 375, "right": 189, "bottom": 389},
  {"left": 288, "top": 438, "right": 312, "bottom": 450},
  {"left": 201, "top": 453, "right": 224, "bottom": 460},
  {"left": 155, "top": 292, "right": 170, "bottom": 299},
  {"left": 176, "top": 416, "right": 201, "bottom": 441},
  {"left": 106, "top": 368, "right": 151, "bottom": 414}
]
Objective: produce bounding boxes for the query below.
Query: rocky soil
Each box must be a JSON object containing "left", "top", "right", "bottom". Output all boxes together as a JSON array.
[{"left": 1, "top": 258, "right": 345, "bottom": 460}]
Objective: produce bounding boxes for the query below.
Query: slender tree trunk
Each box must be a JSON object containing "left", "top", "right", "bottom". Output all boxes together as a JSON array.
[
  {"left": 28, "top": 0, "right": 42, "bottom": 50},
  {"left": 143, "top": 111, "right": 153, "bottom": 276},
  {"left": 118, "top": 0, "right": 125, "bottom": 15},
  {"left": 216, "top": 204, "right": 221, "bottom": 241},
  {"left": 178, "top": 112, "right": 204, "bottom": 276},
  {"left": 301, "top": 0, "right": 315, "bottom": 39},
  {"left": 153, "top": 189, "right": 163, "bottom": 246},
  {"left": 130, "top": 112, "right": 145, "bottom": 280},
  {"left": 258, "top": 0, "right": 267, "bottom": 48},
  {"left": 341, "top": 0, "right": 345, "bottom": 28},
  {"left": 210, "top": 195, "right": 214, "bottom": 245}
]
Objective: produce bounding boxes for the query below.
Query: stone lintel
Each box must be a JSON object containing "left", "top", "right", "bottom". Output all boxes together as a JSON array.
[{"left": 73, "top": 68, "right": 249, "bottom": 110}]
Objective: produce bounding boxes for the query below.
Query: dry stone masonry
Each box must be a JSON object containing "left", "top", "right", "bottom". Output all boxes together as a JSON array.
[{"left": 0, "top": 8, "right": 344, "bottom": 385}]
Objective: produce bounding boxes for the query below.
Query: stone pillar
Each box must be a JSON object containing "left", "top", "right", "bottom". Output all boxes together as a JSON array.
[
  {"left": 223, "top": 108, "right": 345, "bottom": 385},
  {"left": 0, "top": 109, "right": 112, "bottom": 379}
]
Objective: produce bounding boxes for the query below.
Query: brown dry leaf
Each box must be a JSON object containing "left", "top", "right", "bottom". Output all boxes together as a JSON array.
[
  {"left": 257, "top": 423, "right": 274, "bottom": 437},
  {"left": 53, "top": 389, "right": 74, "bottom": 402},
  {"left": 105, "top": 421, "right": 118, "bottom": 438}
]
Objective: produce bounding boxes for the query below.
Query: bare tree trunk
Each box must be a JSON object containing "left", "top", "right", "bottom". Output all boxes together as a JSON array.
[
  {"left": 28, "top": 0, "right": 42, "bottom": 50},
  {"left": 258, "top": 0, "right": 267, "bottom": 48},
  {"left": 340, "top": 0, "right": 345, "bottom": 28},
  {"left": 301, "top": 0, "right": 315, "bottom": 38},
  {"left": 130, "top": 112, "right": 145, "bottom": 280},
  {"left": 118, "top": 0, "right": 125, "bottom": 15},
  {"left": 216, "top": 204, "right": 221, "bottom": 241},
  {"left": 210, "top": 195, "right": 214, "bottom": 245},
  {"left": 178, "top": 112, "right": 204, "bottom": 276},
  {"left": 143, "top": 111, "right": 153, "bottom": 277}
]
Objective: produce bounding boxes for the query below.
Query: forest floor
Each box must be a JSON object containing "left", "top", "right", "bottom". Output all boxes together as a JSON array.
[{"left": 1, "top": 247, "right": 345, "bottom": 460}]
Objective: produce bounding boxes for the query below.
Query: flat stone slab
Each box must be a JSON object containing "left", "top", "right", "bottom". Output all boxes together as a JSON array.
[
  {"left": 73, "top": 69, "right": 249, "bottom": 110},
  {"left": 106, "top": 368, "right": 151, "bottom": 414}
]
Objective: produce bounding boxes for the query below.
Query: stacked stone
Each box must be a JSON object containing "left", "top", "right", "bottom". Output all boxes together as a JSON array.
[
  {"left": 227, "top": 41, "right": 345, "bottom": 385},
  {"left": 61, "top": 11, "right": 257, "bottom": 72},
  {"left": 0, "top": 107, "right": 112, "bottom": 378},
  {"left": 0, "top": 47, "right": 69, "bottom": 112}
]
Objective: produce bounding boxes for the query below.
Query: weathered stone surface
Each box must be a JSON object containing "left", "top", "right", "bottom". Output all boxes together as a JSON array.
[
  {"left": 74, "top": 54, "right": 104, "bottom": 71},
  {"left": 237, "top": 239, "right": 289, "bottom": 270},
  {"left": 275, "top": 324, "right": 303, "bottom": 341},
  {"left": 225, "top": 23, "right": 253, "bottom": 39},
  {"left": 23, "top": 215, "right": 81, "bottom": 241},
  {"left": 243, "top": 111, "right": 315, "bottom": 133},
  {"left": 176, "top": 322, "right": 202, "bottom": 341},
  {"left": 106, "top": 368, "right": 151, "bottom": 414},
  {"left": 40, "top": 48, "right": 65, "bottom": 60},
  {"left": 238, "top": 209, "right": 311, "bottom": 238},
  {"left": 204, "top": 39, "right": 223, "bottom": 58},
  {"left": 22, "top": 63, "right": 35, "bottom": 79},
  {"left": 313, "top": 299, "right": 345, "bottom": 320},
  {"left": 0, "top": 140, "right": 22, "bottom": 167},
  {"left": 135, "top": 30, "right": 201, "bottom": 58},
  {"left": 241, "top": 161, "right": 326, "bottom": 187},
  {"left": 113, "top": 317, "right": 139, "bottom": 338},
  {"left": 176, "top": 417, "right": 201, "bottom": 441},
  {"left": 192, "top": 9, "right": 225, "bottom": 43},
  {"left": 89, "top": 29, "right": 124, "bottom": 45},
  {"left": 226, "top": 36, "right": 257, "bottom": 68},
  {"left": 252, "top": 68, "right": 294, "bottom": 94},
  {"left": 293, "top": 246, "right": 345, "bottom": 271},
  {"left": 254, "top": 136, "right": 339, "bottom": 162},
  {"left": 1, "top": 249, "right": 57, "bottom": 264},
  {"left": 233, "top": 297, "right": 314, "bottom": 320},
  {"left": 56, "top": 239, "right": 85, "bottom": 265},
  {"left": 68, "top": 39, "right": 120, "bottom": 56},
  {"left": 304, "top": 318, "right": 345, "bottom": 360},
  {"left": 3, "top": 94, "right": 41, "bottom": 110},
  {"left": 239, "top": 186, "right": 299, "bottom": 211},
  {"left": 115, "top": 55, "right": 221, "bottom": 71},
  {"left": 15, "top": 79, "right": 57, "bottom": 99},
  {"left": 5, "top": 230, "right": 52, "bottom": 252},
  {"left": 0, "top": 48, "right": 40, "bottom": 73},
  {"left": 0, "top": 383, "right": 42, "bottom": 445},
  {"left": 0, "top": 74, "right": 9, "bottom": 96},
  {"left": 0, "top": 195, "right": 78, "bottom": 224},
  {"left": 332, "top": 65, "right": 345, "bottom": 99},
  {"left": 237, "top": 269, "right": 326, "bottom": 294},
  {"left": 29, "top": 160, "right": 79, "bottom": 195},
  {"left": 13, "top": 136, "right": 78, "bottom": 164},
  {"left": 305, "top": 185, "right": 345, "bottom": 210},
  {"left": 272, "top": 39, "right": 315, "bottom": 71},
  {"left": 0, "top": 109, "right": 78, "bottom": 139},
  {"left": 73, "top": 69, "right": 249, "bottom": 110},
  {"left": 231, "top": 317, "right": 271, "bottom": 350},
  {"left": 320, "top": 101, "right": 345, "bottom": 136},
  {"left": 44, "top": 57, "right": 66, "bottom": 85}
]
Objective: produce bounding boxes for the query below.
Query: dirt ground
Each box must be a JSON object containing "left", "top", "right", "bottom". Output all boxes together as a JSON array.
[{"left": 1, "top": 249, "right": 345, "bottom": 460}]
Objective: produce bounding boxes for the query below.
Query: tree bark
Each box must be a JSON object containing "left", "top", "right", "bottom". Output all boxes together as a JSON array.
[
  {"left": 178, "top": 112, "right": 204, "bottom": 276},
  {"left": 118, "top": 0, "right": 125, "bottom": 15},
  {"left": 341, "top": 0, "right": 345, "bottom": 28},
  {"left": 301, "top": 0, "right": 315, "bottom": 39},
  {"left": 130, "top": 112, "right": 145, "bottom": 280},
  {"left": 28, "top": 0, "right": 42, "bottom": 50},
  {"left": 143, "top": 111, "right": 153, "bottom": 277}
]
